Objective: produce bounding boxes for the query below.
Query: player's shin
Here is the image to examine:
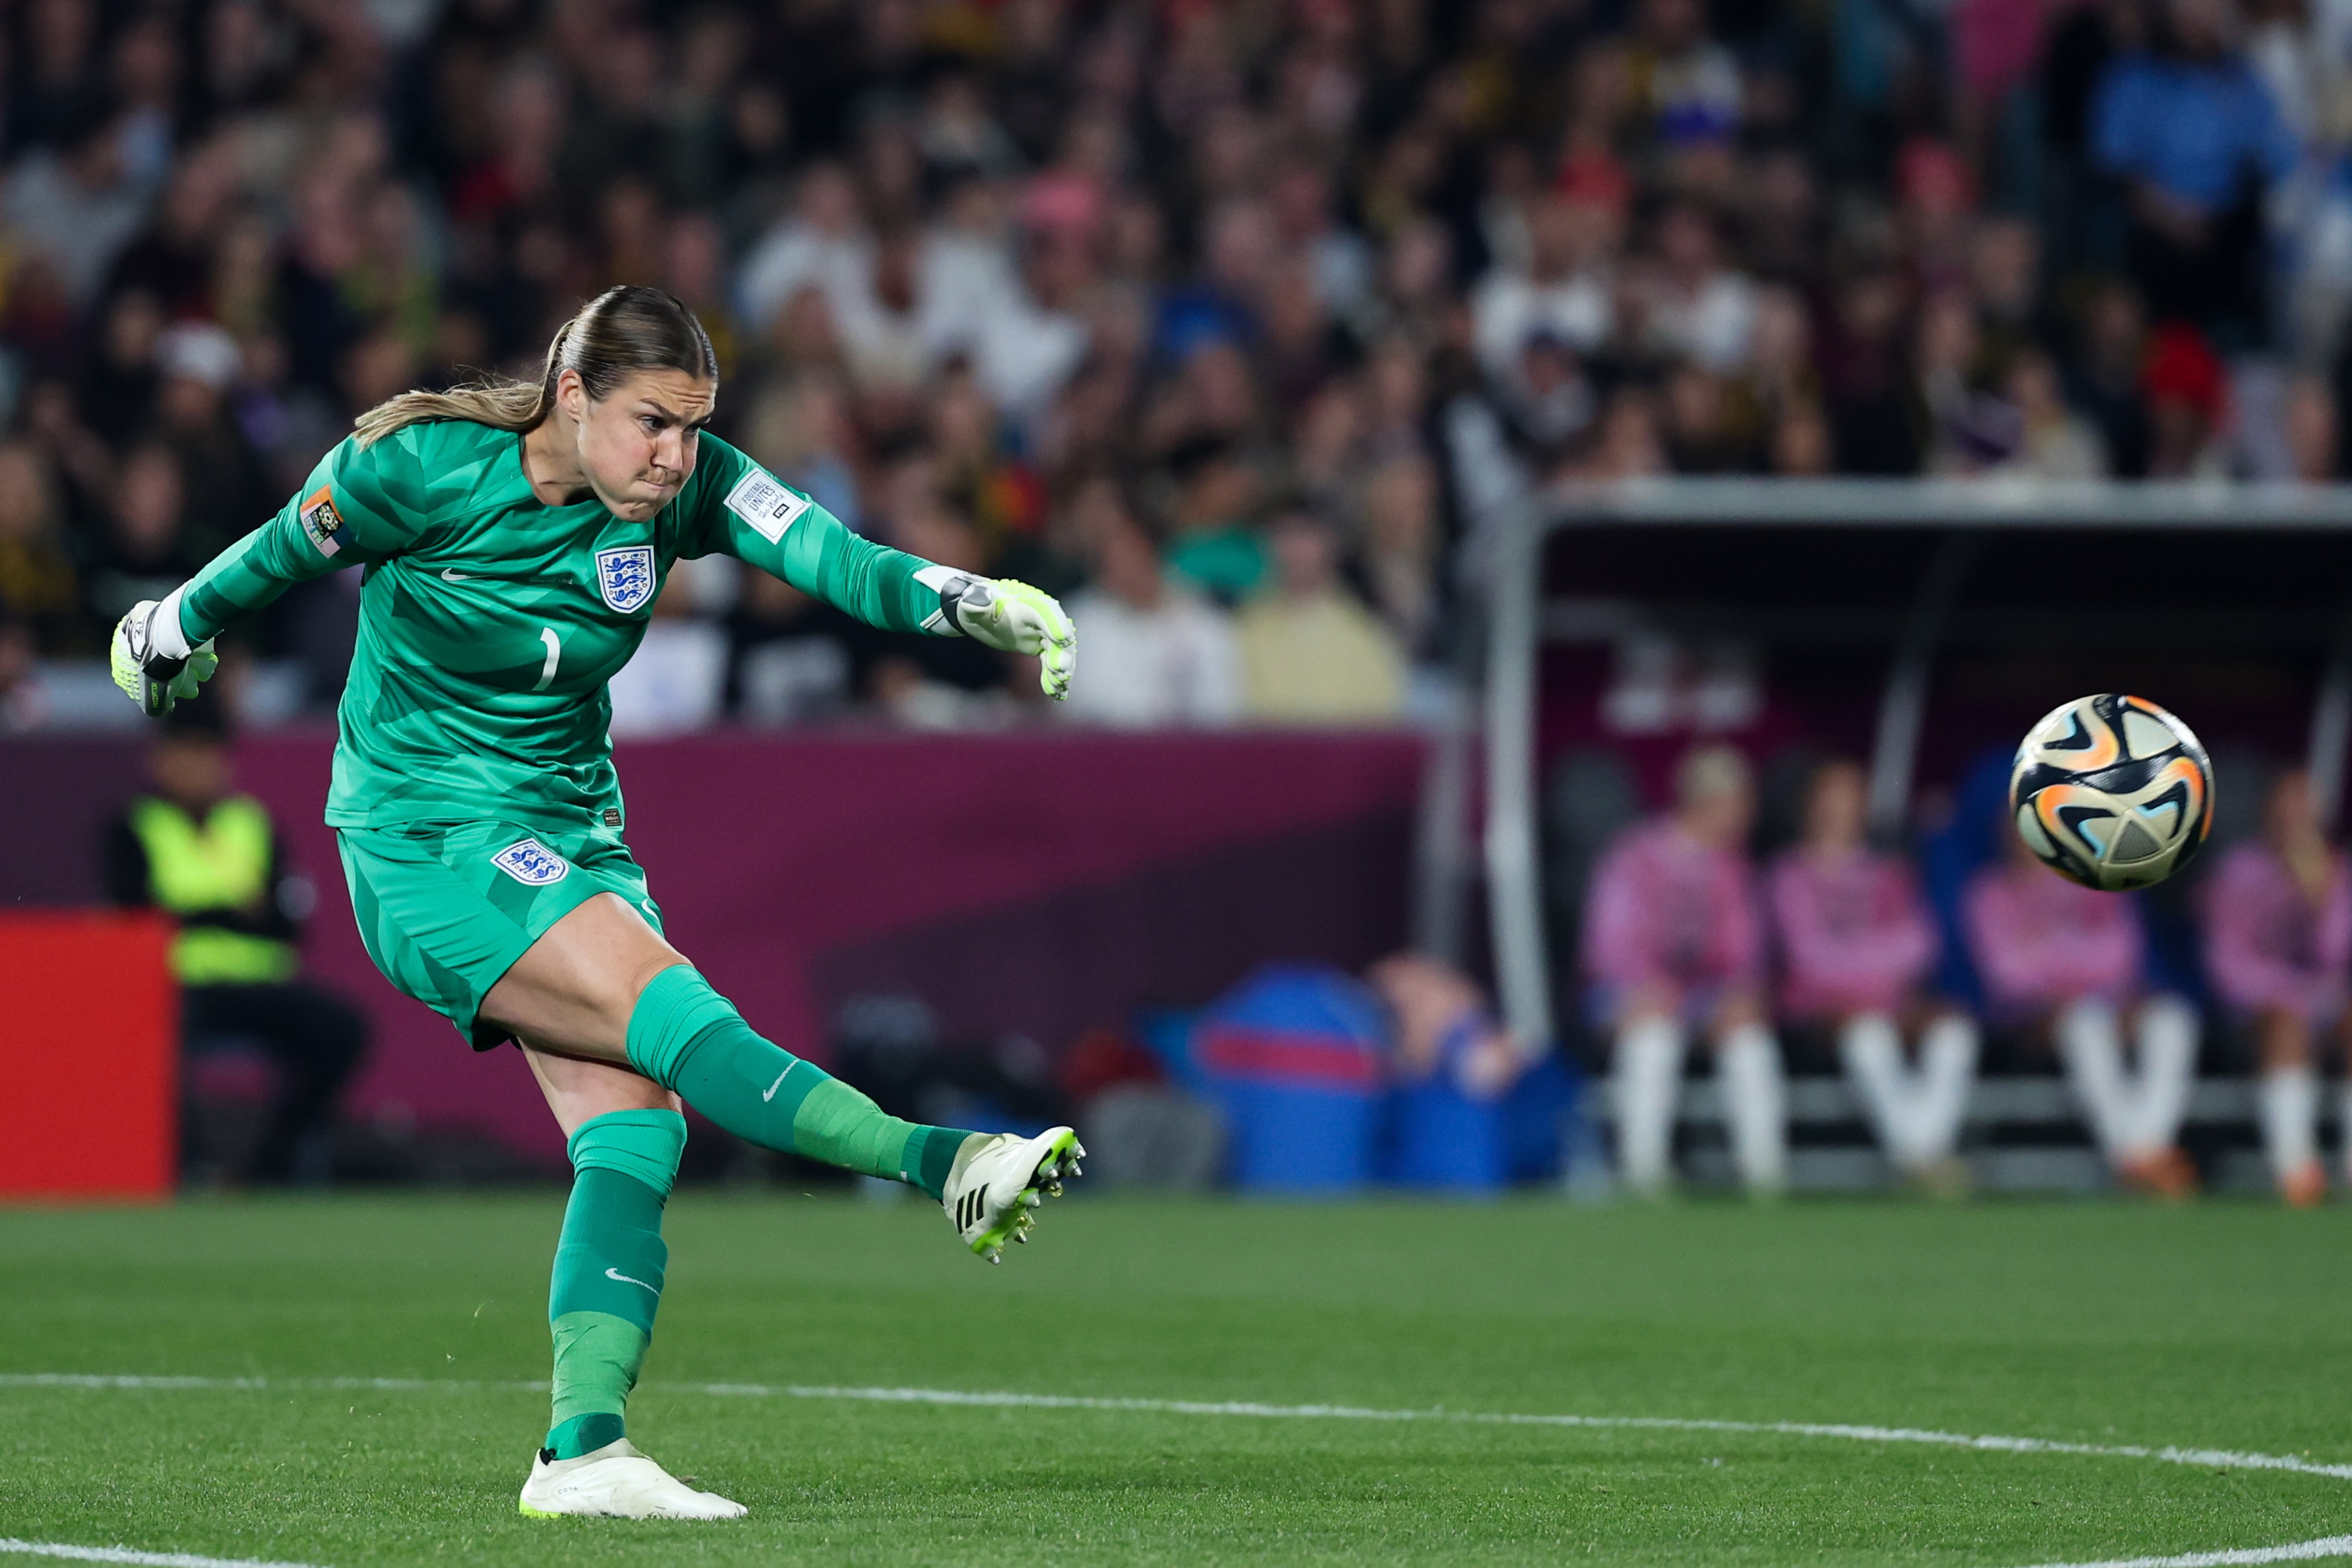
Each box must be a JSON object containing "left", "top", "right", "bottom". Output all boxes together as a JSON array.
[
  {"left": 1718, "top": 1023, "right": 1788, "bottom": 1193},
  {"left": 1914, "top": 1013, "right": 1979, "bottom": 1164},
  {"left": 2128, "top": 995, "right": 2197, "bottom": 1154},
  {"left": 624, "top": 964, "right": 971, "bottom": 1199},
  {"left": 1837, "top": 1012, "right": 1915, "bottom": 1166},
  {"left": 2258, "top": 1062, "right": 2320, "bottom": 1189},
  {"left": 1612, "top": 1016, "right": 1685, "bottom": 1195},
  {"left": 544, "top": 1109, "right": 683, "bottom": 1459},
  {"left": 2056, "top": 998, "right": 2134, "bottom": 1159}
]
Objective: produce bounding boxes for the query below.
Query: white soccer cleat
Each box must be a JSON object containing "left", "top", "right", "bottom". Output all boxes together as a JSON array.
[
  {"left": 517, "top": 1439, "right": 747, "bottom": 1520},
  {"left": 942, "top": 1126, "right": 1084, "bottom": 1263}
]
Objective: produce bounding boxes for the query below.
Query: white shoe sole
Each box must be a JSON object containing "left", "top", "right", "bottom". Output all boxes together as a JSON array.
[{"left": 518, "top": 1447, "right": 747, "bottom": 1520}]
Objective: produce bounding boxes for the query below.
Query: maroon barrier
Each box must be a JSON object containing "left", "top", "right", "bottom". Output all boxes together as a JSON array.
[{"left": 3, "top": 729, "right": 1424, "bottom": 1162}]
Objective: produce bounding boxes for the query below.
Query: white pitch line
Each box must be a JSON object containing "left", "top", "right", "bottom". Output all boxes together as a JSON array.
[
  {"left": 0, "top": 1540, "right": 326, "bottom": 1568},
  {"left": 9, "top": 1372, "right": 2352, "bottom": 1486},
  {"left": 8, "top": 1376, "right": 2352, "bottom": 1568},
  {"left": 2011, "top": 1537, "right": 2352, "bottom": 1567},
  {"left": 700, "top": 1381, "right": 2352, "bottom": 1486}
]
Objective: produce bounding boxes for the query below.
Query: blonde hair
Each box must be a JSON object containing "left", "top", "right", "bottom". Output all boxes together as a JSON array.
[{"left": 353, "top": 285, "right": 718, "bottom": 448}]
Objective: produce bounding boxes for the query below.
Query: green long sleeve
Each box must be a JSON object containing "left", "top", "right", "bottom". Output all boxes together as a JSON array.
[
  {"left": 677, "top": 436, "right": 948, "bottom": 636},
  {"left": 178, "top": 429, "right": 428, "bottom": 644}
]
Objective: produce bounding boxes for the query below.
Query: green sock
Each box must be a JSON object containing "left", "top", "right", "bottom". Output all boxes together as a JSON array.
[
  {"left": 543, "top": 1108, "right": 684, "bottom": 1460},
  {"left": 626, "top": 964, "right": 971, "bottom": 1200}
]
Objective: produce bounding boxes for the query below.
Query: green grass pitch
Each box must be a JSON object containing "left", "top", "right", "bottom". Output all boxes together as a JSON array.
[{"left": 5, "top": 1194, "right": 2352, "bottom": 1566}]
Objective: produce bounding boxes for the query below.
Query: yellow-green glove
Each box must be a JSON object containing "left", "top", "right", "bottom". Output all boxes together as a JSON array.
[
  {"left": 946, "top": 577, "right": 1076, "bottom": 700},
  {"left": 111, "top": 597, "right": 218, "bottom": 718}
]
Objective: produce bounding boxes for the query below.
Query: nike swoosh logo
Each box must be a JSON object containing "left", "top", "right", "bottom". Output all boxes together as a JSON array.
[
  {"left": 761, "top": 1068, "right": 790, "bottom": 1102},
  {"left": 440, "top": 569, "right": 472, "bottom": 581},
  {"left": 603, "top": 1267, "right": 658, "bottom": 1293}
]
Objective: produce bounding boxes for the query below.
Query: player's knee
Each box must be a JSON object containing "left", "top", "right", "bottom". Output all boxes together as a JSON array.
[
  {"left": 557, "top": 956, "right": 686, "bottom": 1049},
  {"left": 619, "top": 955, "right": 691, "bottom": 1024},
  {"left": 553, "top": 945, "right": 669, "bottom": 1032},
  {"left": 1712, "top": 989, "right": 1767, "bottom": 1036},
  {"left": 2257, "top": 1007, "right": 2313, "bottom": 1067}
]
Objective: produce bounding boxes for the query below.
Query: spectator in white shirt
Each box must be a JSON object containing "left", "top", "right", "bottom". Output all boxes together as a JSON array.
[
  {"left": 920, "top": 176, "right": 1022, "bottom": 361},
  {"left": 1062, "top": 500, "right": 1240, "bottom": 728},
  {"left": 1471, "top": 195, "right": 1618, "bottom": 379},
  {"left": 736, "top": 162, "right": 872, "bottom": 337},
  {"left": 1641, "top": 202, "right": 1757, "bottom": 373},
  {"left": 4, "top": 107, "right": 158, "bottom": 309},
  {"left": 836, "top": 228, "right": 931, "bottom": 393},
  {"left": 970, "top": 226, "right": 1093, "bottom": 431}
]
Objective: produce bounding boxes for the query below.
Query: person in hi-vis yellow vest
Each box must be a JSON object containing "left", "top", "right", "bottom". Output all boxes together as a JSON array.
[{"left": 103, "top": 697, "right": 367, "bottom": 1183}]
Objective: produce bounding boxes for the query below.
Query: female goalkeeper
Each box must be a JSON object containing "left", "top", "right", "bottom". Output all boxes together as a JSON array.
[{"left": 111, "top": 285, "right": 1083, "bottom": 1522}]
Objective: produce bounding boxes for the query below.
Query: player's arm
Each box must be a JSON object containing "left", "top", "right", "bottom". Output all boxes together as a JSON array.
[
  {"left": 112, "top": 430, "right": 427, "bottom": 715},
  {"left": 687, "top": 436, "right": 1075, "bottom": 700}
]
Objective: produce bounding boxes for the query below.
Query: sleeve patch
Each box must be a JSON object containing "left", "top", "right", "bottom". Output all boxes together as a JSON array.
[
  {"left": 724, "top": 467, "right": 812, "bottom": 544},
  {"left": 299, "top": 487, "right": 352, "bottom": 557}
]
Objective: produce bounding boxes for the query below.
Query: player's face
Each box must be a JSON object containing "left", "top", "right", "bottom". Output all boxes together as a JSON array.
[
  {"left": 151, "top": 734, "right": 230, "bottom": 809},
  {"left": 577, "top": 369, "right": 717, "bottom": 521},
  {"left": 2267, "top": 770, "right": 2315, "bottom": 842},
  {"left": 1683, "top": 783, "right": 1754, "bottom": 851},
  {"left": 1803, "top": 764, "right": 1867, "bottom": 852}
]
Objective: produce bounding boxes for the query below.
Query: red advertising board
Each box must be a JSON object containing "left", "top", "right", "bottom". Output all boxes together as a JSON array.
[{"left": 0, "top": 913, "right": 176, "bottom": 1199}]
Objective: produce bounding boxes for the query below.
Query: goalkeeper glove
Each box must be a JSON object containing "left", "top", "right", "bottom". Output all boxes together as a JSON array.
[
  {"left": 111, "top": 596, "right": 218, "bottom": 718},
  {"left": 940, "top": 576, "right": 1076, "bottom": 700}
]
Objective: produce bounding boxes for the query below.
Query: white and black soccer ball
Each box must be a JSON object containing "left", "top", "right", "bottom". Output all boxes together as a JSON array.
[{"left": 2009, "top": 694, "right": 2214, "bottom": 891}]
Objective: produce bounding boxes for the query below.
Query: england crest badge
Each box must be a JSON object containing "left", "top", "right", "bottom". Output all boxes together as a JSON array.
[
  {"left": 594, "top": 546, "right": 656, "bottom": 613},
  {"left": 490, "top": 838, "right": 569, "bottom": 885}
]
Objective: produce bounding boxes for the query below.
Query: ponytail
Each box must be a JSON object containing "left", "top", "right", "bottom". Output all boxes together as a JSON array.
[{"left": 352, "top": 286, "right": 717, "bottom": 448}]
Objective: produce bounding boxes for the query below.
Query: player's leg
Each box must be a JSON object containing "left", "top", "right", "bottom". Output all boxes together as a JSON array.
[
  {"left": 2126, "top": 994, "right": 2198, "bottom": 1182},
  {"left": 1708, "top": 991, "right": 1786, "bottom": 1195},
  {"left": 2333, "top": 1007, "right": 2352, "bottom": 1190},
  {"left": 512, "top": 1046, "right": 744, "bottom": 1520},
  {"left": 328, "top": 824, "right": 751, "bottom": 1516},
  {"left": 483, "top": 894, "right": 1080, "bottom": 1258},
  {"left": 1836, "top": 1011, "right": 1918, "bottom": 1168},
  {"left": 2251, "top": 1005, "right": 2324, "bottom": 1205},
  {"left": 1609, "top": 991, "right": 1685, "bottom": 1196},
  {"left": 2055, "top": 995, "right": 2194, "bottom": 1195},
  {"left": 2054, "top": 997, "right": 2134, "bottom": 1161},
  {"left": 1910, "top": 1009, "right": 1979, "bottom": 1175}
]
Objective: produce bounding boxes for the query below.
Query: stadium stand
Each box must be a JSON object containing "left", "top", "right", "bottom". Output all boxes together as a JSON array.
[
  {"left": 6, "top": 0, "right": 2352, "bottom": 1195},
  {"left": 6, "top": 0, "right": 2352, "bottom": 725}
]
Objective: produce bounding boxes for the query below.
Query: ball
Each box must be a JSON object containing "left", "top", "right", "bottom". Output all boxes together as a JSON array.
[{"left": 2009, "top": 694, "right": 2213, "bottom": 891}]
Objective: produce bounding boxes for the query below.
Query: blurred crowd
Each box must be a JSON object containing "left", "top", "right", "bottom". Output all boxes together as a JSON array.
[
  {"left": 4, "top": 0, "right": 2352, "bottom": 730},
  {"left": 1575, "top": 745, "right": 2351, "bottom": 1202}
]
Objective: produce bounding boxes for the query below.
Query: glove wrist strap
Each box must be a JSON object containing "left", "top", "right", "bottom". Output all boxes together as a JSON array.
[
  {"left": 913, "top": 566, "right": 987, "bottom": 637},
  {"left": 148, "top": 586, "right": 193, "bottom": 662}
]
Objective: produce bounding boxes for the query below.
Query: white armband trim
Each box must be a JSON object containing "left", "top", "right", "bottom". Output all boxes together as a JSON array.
[
  {"left": 913, "top": 565, "right": 971, "bottom": 636},
  {"left": 151, "top": 585, "right": 192, "bottom": 659}
]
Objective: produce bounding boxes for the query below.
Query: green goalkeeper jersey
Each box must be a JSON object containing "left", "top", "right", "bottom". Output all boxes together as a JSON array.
[{"left": 176, "top": 419, "right": 948, "bottom": 832}]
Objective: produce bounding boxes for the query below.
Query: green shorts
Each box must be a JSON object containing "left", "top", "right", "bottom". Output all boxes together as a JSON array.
[{"left": 336, "top": 819, "right": 664, "bottom": 1049}]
